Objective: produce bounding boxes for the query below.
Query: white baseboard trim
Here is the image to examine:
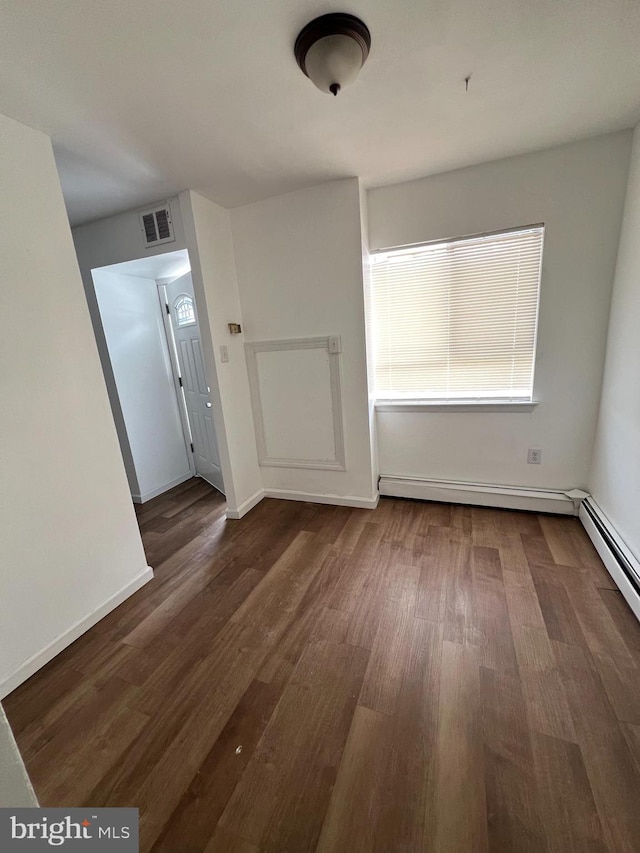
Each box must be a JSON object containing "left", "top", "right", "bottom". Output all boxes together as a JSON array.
[
  {"left": 264, "top": 488, "right": 379, "bottom": 510},
  {"left": 379, "top": 476, "right": 575, "bottom": 515},
  {"left": 579, "top": 499, "right": 640, "bottom": 623},
  {"left": 132, "top": 472, "right": 193, "bottom": 504},
  {"left": 0, "top": 566, "right": 154, "bottom": 700},
  {"left": 226, "top": 489, "right": 265, "bottom": 520}
]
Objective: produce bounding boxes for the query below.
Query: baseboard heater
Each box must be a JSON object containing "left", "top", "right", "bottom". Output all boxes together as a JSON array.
[
  {"left": 580, "top": 498, "right": 640, "bottom": 622},
  {"left": 378, "top": 476, "right": 576, "bottom": 515}
]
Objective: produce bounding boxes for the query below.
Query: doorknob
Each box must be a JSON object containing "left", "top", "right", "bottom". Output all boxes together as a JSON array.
[{"left": 206, "top": 402, "right": 212, "bottom": 408}]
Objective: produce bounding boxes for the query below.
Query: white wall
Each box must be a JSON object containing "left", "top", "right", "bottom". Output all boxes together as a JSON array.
[
  {"left": 589, "top": 126, "right": 640, "bottom": 561},
  {"left": 231, "top": 178, "right": 377, "bottom": 505},
  {"left": 180, "top": 191, "right": 263, "bottom": 516},
  {"left": 0, "top": 113, "right": 151, "bottom": 698},
  {"left": 92, "top": 269, "right": 191, "bottom": 501},
  {"left": 367, "top": 132, "right": 632, "bottom": 490},
  {"left": 73, "top": 197, "right": 186, "bottom": 271}
]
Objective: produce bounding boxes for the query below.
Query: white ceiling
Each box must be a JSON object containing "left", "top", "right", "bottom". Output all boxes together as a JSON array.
[
  {"left": 2, "top": 1, "right": 640, "bottom": 226},
  {"left": 96, "top": 249, "right": 191, "bottom": 281}
]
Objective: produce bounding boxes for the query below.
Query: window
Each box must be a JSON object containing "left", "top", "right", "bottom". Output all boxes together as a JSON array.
[
  {"left": 369, "top": 225, "right": 544, "bottom": 404},
  {"left": 173, "top": 294, "right": 196, "bottom": 327}
]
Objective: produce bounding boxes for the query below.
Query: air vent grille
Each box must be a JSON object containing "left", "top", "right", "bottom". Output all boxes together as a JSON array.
[
  {"left": 155, "top": 208, "right": 171, "bottom": 240},
  {"left": 142, "top": 213, "right": 158, "bottom": 243},
  {"left": 139, "top": 204, "right": 175, "bottom": 248}
]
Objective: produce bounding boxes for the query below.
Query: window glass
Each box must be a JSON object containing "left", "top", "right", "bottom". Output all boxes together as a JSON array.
[{"left": 174, "top": 294, "right": 196, "bottom": 327}]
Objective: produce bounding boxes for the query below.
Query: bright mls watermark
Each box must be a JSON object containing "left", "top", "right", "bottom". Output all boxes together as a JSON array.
[{"left": 0, "top": 809, "right": 138, "bottom": 850}]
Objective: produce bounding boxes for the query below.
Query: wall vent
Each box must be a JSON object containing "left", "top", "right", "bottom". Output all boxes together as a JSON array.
[{"left": 139, "top": 203, "right": 175, "bottom": 248}]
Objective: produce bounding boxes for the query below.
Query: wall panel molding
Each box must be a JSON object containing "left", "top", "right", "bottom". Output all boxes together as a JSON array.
[{"left": 245, "top": 336, "right": 346, "bottom": 470}]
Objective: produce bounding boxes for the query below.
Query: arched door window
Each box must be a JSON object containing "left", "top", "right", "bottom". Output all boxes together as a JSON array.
[{"left": 173, "top": 294, "right": 196, "bottom": 327}]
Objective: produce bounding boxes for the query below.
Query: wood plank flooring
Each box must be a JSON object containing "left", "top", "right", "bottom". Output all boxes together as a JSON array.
[{"left": 5, "top": 478, "right": 640, "bottom": 852}]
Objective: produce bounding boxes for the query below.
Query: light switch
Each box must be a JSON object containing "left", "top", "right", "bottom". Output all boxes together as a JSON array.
[
  {"left": 328, "top": 335, "right": 341, "bottom": 354},
  {"left": 220, "top": 345, "right": 229, "bottom": 363}
]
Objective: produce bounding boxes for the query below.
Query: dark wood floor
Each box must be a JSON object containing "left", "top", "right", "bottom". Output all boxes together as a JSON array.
[{"left": 5, "top": 478, "right": 640, "bottom": 852}]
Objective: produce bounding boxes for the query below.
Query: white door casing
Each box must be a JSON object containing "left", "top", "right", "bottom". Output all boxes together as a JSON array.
[{"left": 164, "top": 273, "right": 225, "bottom": 494}]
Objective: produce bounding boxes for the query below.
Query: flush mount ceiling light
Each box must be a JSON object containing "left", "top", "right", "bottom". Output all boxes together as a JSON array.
[{"left": 294, "top": 13, "right": 371, "bottom": 96}]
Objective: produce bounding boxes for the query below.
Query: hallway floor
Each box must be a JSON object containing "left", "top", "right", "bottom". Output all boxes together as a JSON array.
[{"left": 5, "top": 479, "right": 640, "bottom": 851}]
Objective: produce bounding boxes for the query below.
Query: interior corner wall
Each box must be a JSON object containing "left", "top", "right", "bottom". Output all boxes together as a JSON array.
[
  {"left": 0, "top": 113, "right": 151, "bottom": 698},
  {"left": 179, "top": 190, "right": 263, "bottom": 515},
  {"left": 367, "top": 131, "right": 632, "bottom": 491},
  {"left": 589, "top": 125, "right": 640, "bottom": 562},
  {"left": 359, "top": 180, "right": 379, "bottom": 499},
  {"left": 230, "top": 178, "right": 376, "bottom": 504}
]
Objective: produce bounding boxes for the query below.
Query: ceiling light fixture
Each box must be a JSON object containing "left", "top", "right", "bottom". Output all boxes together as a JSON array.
[{"left": 294, "top": 13, "right": 371, "bottom": 97}]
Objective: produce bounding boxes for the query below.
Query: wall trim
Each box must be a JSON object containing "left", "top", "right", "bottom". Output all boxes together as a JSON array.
[
  {"left": 245, "top": 336, "right": 346, "bottom": 471},
  {"left": 132, "top": 472, "right": 193, "bottom": 504},
  {"left": 579, "top": 499, "right": 640, "bottom": 623},
  {"left": 0, "top": 566, "right": 154, "bottom": 700},
  {"left": 226, "top": 488, "right": 265, "bottom": 520},
  {"left": 264, "top": 488, "right": 379, "bottom": 509},
  {"left": 379, "top": 475, "right": 575, "bottom": 515},
  {"left": 375, "top": 401, "right": 538, "bottom": 413}
]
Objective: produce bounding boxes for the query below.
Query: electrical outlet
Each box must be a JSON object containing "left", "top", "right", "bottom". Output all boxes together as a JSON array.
[
  {"left": 220, "top": 345, "right": 229, "bottom": 363},
  {"left": 527, "top": 448, "right": 542, "bottom": 464}
]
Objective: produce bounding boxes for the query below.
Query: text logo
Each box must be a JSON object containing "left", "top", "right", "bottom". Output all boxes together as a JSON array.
[{"left": 0, "top": 809, "right": 138, "bottom": 850}]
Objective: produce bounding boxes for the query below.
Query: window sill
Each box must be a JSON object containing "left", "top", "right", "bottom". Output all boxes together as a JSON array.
[{"left": 375, "top": 401, "right": 539, "bottom": 413}]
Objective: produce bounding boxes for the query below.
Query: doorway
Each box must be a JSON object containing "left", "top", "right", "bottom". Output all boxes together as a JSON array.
[
  {"left": 160, "top": 272, "right": 224, "bottom": 493},
  {"left": 90, "top": 249, "right": 225, "bottom": 503}
]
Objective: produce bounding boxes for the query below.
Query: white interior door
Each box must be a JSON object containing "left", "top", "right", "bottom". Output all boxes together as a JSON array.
[{"left": 164, "top": 273, "right": 225, "bottom": 495}]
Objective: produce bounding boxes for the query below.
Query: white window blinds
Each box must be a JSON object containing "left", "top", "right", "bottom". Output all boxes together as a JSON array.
[{"left": 369, "top": 225, "right": 544, "bottom": 402}]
